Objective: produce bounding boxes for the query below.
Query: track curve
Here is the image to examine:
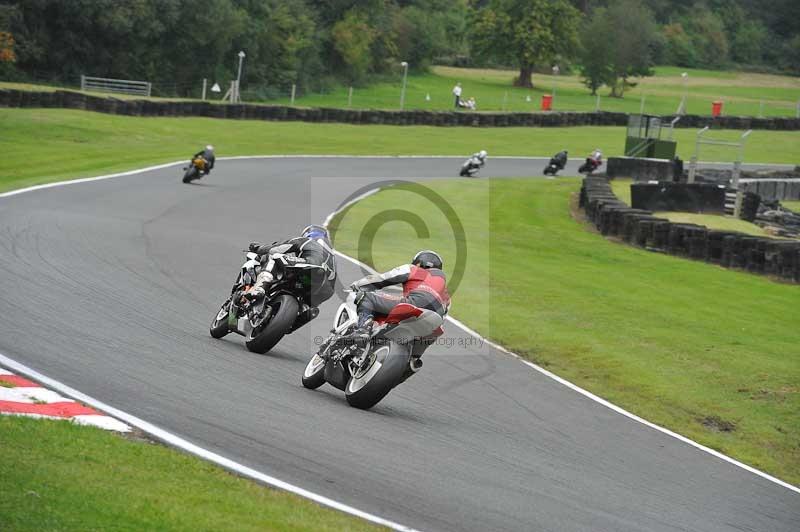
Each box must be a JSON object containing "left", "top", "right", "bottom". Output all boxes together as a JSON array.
[{"left": 0, "top": 157, "right": 797, "bottom": 532}]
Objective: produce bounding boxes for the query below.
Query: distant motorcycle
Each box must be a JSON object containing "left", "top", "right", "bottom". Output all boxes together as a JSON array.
[
  {"left": 302, "top": 290, "right": 444, "bottom": 409},
  {"left": 459, "top": 154, "right": 486, "bottom": 177},
  {"left": 209, "top": 251, "right": 322, "bottom": 354},
  {"left": 578, "top": 157, "right": 602, "bottom": 175},
  {"left": 544, "top": 156, "right": 567, "bottom": 176},
  {"left": 182, "top": 156, "right": 208, "bottom": 183}
]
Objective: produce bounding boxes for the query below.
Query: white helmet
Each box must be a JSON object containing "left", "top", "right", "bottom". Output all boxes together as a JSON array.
[
  {"left": 479, "top": 150, "right": 487, "bottom": 159},
  {"left": 206, "top": 145, "right": 214, "bottom": 151}
]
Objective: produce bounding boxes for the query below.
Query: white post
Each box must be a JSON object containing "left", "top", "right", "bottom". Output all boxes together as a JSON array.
[
  {"left": 202, "top": 78, "right": 207, "bottom": 101},
  {"left": 146, "top": 82, "right": 152, "bottom": 97},
  {"left": 399, "top": 61, "right": 408, "bottom": 110},
  {"left": 235, "top": 50, "right": 246, "bottom": 103},
  {"left": 80, "top": 75, "right": 86, "bottom": 91},
  {"left": 290, "top": 84, "right": 296, "bottom": 105},
  {"left": 595, "top": 94, "right": 600, "bottom": 112},
  {"left": 348, "top": 86, "right": 353, "bottom": 108},
  {"left": 639, "top": 93, "right": 646, "bottom": 114},
  {"left": 678, "top": 72, "right": 688, "bottom": 115},
  {"left": 688, "top": 126, "right": 709, "bottom": 184},
  {"left": 733, "top": 130, "right": 752, "bottom": 219},
  {"left": 551, "top": 65, "right": 559, "bottom": 109}
]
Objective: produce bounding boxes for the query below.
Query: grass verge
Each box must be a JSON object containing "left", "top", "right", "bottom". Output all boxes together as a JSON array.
[
  {"left": 2, "top": 108, "right": 799, "bottom": 193},
  {"left": 0, "top": 416, "right": 383, "bottom": 532},
  {"left": 330, "top": 177, "right": 800, "bottom": 485}
]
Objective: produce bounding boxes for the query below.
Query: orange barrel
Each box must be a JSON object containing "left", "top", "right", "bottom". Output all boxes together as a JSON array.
[
  {"left": 541, "top": 94, "right": 553, "bottom": 111},
  {"left": 711, "top": 101, "right": 723, "bottom": 117}
]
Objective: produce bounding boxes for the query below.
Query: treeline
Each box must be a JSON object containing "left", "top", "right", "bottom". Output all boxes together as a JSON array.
[
  {"left": 0, "top": 0, "right": 797, "bottom": 98},
  {"left": 0, "top": 0, "right": 468, "bottom": 95}
]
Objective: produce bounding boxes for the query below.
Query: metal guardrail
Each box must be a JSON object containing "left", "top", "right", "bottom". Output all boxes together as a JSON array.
[{"left": 80, "top": 75, "right": 151, "bottom": 97}]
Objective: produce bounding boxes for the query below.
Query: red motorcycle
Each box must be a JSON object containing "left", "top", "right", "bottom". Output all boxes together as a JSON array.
[{"left": 578, "top": 157, "right": 603, "bottom": 175}]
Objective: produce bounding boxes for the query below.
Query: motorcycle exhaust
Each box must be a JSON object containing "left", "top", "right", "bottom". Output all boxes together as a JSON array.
[{"left": 410, "top": 358, "right": 423, "bottom": 373}]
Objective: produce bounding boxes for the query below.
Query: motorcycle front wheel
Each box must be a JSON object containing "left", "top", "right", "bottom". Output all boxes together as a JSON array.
[
  {"left": 209, "top": 299, "right": 231, "bottom": 339},
  {"left": 345, "top": 341, "right": 411, "bottom": 410},
  {"left": 183, "top": 166, "right": 199, "bottom": 183},
  {"left": 245, "top": 294, "right": 299, "bottom": 354},
  {"left": 302, "top": 353, "right": 327, "bottom": 389}
]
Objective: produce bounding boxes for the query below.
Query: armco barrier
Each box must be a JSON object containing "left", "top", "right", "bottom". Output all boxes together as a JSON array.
[
  {"left": 2, "top": 88, "right": 800, "bottom": 130},
  {"left": 579, "top": 176, "right": 800, "bottom": 282}
]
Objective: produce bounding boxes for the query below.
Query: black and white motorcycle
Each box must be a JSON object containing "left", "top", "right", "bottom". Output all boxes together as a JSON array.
[
  {"left": 302, "top": 290, "right": 444, "bottom": 409},
  {"left": 459, "top": 151, "right": 487, "bottom": 177},
  {"left": 209, "top": 251, "right": 322, "bottom": 354}
]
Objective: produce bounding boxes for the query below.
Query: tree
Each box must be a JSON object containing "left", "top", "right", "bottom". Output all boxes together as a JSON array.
[
  {"left": 471, "top": 0, "right": 580, "bottom": 88},
  {"left": 579, "top": 0, "right": 656, "bottom": 98},
  {"left": 578, "top": 7, "right": 613, "bottom": 95},
  {"left": 332, "top": 11, "right": 377, "bottom": 84}
]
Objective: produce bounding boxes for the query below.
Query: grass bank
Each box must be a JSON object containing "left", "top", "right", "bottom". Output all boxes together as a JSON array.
[
  {"left": 330, "top": 177, "right": 800, "bottom": 485},
  {"left": 0, "top": 416, "right": 383, "bottom": 531},
  {"left": 2, "top": 108, "right": 799, "bottom": 193},
  {"left": 5, "top": 66, "right": 799, "bottom": 116},
  {"left": 270, "top": 66, "right": 800, "bottom": 117}
]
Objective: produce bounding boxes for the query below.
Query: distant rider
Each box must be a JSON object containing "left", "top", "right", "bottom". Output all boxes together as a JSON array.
[
  {"left": 350, "top": 250, "right": 450, "bottom": 338},
  {"left": 193, "top": 145, "right": 216, "bottom": 175},
  {"left": 243, "top": 224, "right": 337, "bottom": 308},
  {"left": 590, "top": 148, "right": 602, "bottom": 164},
  {"left": 473, "top": 149, "right": 488, "bottom": 168},
  {"left": 551, "top": 149, "right": 568, "bottom": 170}
]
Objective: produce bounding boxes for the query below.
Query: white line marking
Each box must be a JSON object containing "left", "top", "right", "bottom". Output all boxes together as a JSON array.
[
  {"left": 0, "top": 353, "right": 420, "bottom": 532},
  {"left": 324, "top": 185, "right": 800, "bottom": 496}
]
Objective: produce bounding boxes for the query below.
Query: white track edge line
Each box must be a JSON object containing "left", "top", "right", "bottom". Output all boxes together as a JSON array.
[
  {"left": 0, "top": 353, "right": 420, "bottom": 532},
  {"left": 324, "top": 189, "right": 800, "bottom": 496},
  {"left": 3, "top": 156, "right": 798, "bottom": 498}
]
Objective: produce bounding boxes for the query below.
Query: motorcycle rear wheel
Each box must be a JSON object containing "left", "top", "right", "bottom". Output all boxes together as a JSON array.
[
  {"left": 345, "top": 341, "right": 410, "bottom": 410},
  {"left": 245, "top": 294, "right": 298, "bottom": 354}
]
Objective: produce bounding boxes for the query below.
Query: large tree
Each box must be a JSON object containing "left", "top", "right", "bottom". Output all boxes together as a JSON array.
[
  {"left": 579, "top": 0, "right": 656, "bottom": 97},
  {"left": 470, "top": 0, "right": 580, "bottom": 88}
]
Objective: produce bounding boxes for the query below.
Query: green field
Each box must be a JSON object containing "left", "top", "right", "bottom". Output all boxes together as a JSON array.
[
  {"left": 0, "top": 416, "right": 383, "bottom": 532},
  {"left": 2, "top": 108, "right": 799, "bottom": 194},
  {"left": 4, "top": 65, "right": 799, "bottom": 117},
  {"left": 268, "top": 66, "right": 800, "bottom": 117},
  {"left": 330, "top": 178, "right": 800, "bottom": 485}
]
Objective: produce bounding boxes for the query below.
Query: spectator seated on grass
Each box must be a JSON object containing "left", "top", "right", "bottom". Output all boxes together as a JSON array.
[{"left": 458, "top": 96, "right": 476, "bottom": 110}]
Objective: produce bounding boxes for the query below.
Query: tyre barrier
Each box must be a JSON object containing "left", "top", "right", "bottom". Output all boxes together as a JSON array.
[
  {"left": 2, "top": 88, "right": 800, "bottom": 130},
  {"left": 580, "top": 176, "right": 800, "bottom": 282}
]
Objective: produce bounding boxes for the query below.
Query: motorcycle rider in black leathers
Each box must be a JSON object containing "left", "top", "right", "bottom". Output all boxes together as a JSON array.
[
  {"left": 193, "top": 145, "right": 216, "bottom": 175},
  {"left": 551, "top": 150, "right": 568, "bottom": 170},
  {"left": 243, "top": 225, "right": 337, "bottom": 308}
]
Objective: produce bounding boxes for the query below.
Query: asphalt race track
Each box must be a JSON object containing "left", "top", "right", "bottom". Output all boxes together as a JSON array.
[{"left": 1, "top": 157, "right": 797, "bottom": 532}]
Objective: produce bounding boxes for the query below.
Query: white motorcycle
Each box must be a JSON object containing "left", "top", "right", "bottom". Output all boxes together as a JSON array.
[
  {"left": 459, "top": 154, "right": 485, "bottom": 177},
  {"left": 302, "top": 290, "right": 444, "bottom": 409}
]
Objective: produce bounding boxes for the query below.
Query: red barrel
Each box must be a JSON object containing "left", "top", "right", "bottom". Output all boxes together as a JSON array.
[
  {"left": 711, "top": 101, "right": 723, "bottom": 117},
  {"left": 541, "top": 94, "right": 553, "bottom": 111}
]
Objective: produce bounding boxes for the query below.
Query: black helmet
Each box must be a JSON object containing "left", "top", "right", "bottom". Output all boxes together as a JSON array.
[{"left": 412, "top": 250, "right": 443, "bottom": 269}]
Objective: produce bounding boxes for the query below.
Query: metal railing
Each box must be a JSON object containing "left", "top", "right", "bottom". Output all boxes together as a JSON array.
[{"left": 80, "top": 75, "right": 152, "bottom": 97}]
